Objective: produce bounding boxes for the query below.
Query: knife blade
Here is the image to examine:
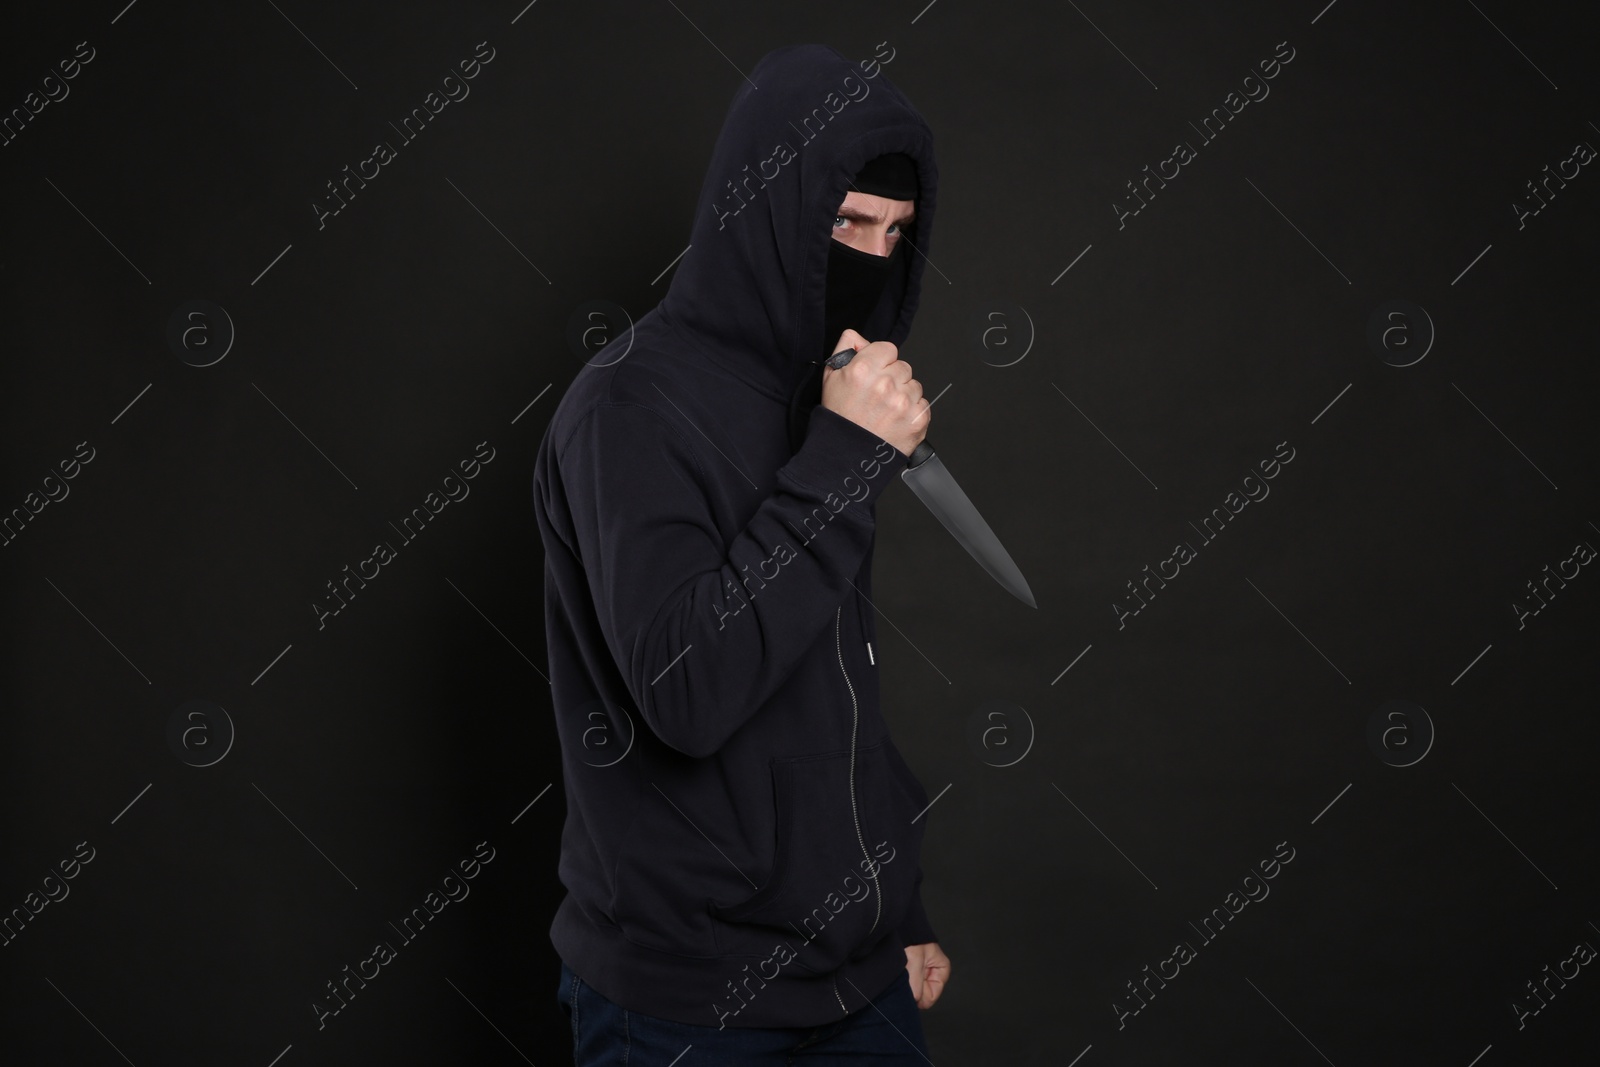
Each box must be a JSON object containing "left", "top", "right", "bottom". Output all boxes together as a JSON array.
[{"left": 825, "top": 346, "right": 1037, "bottom": 608}]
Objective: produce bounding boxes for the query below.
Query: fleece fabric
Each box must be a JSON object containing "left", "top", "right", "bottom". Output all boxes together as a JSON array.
[{"left": 531, "top": 42, "right": 940, "bottom": 1030}]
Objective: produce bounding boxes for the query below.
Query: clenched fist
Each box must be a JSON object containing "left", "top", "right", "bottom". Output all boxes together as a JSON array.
[{"left": 820, "top": 328, "right": 931, "bottom": 458}]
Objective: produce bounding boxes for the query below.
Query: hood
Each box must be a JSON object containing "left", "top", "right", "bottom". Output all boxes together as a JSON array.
[{"left": 658, "top": 43, "right": 939, "bottom": 429}]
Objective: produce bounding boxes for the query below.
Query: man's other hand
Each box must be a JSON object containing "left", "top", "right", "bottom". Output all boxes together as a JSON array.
[{"left": 904, "top": 941, "right": 950, "bottom": 1009}]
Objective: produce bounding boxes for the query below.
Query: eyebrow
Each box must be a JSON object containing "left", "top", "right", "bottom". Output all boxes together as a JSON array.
[{"left": 835, "top": 205, "right": 916, "bottom": 225}]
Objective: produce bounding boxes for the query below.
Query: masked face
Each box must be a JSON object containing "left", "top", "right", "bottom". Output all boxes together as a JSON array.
[
  {"left": 823, "top": 238, "right": 902, "bottom": 355},
  {"left": 821, "top": 183, "right": 916, "bottom": 355}
]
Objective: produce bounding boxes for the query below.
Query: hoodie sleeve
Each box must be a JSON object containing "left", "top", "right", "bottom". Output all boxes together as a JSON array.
[
  {"left": 897, "top": 872, "right": 938, "bottom": 947},
  {"left": 559, "top": 398, "right": 909, "bottom": 758}
]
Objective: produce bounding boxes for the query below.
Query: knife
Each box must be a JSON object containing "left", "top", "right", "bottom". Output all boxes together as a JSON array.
[{"left": 826, "top": 346, "right": 1037, "bottom": 609}]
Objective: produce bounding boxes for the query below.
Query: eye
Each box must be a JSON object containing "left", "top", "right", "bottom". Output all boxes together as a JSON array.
[{"left": 833, "top": 215, "right": 848, "bottom": 229}]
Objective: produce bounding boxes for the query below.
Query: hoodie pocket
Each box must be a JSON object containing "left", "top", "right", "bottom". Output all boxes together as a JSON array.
[{"left": 707, "top": 738, "right": 926, "bottom": 972}]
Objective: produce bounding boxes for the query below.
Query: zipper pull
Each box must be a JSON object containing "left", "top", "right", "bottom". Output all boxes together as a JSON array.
[{"left": 866, "top": 640, "right": 875, "bottom": 665}]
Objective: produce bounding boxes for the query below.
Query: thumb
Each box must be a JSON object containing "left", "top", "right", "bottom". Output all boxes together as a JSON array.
[
  {"left": 834, "top": 328, "right": 868, "bottom": 354},
  {"left": 904, "top": 945, "right": 926, "bottom": 998},
  {"left": 906, "top": 959, "right": 925, "bottom": 1001},
  {"left": 823, "top": 329, "right": 869, "bottom": 384}
]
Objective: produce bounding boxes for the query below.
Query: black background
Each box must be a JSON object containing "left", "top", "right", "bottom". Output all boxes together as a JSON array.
[{"left": 3, "top": 1, "right": 1597, "bottom": 1063}]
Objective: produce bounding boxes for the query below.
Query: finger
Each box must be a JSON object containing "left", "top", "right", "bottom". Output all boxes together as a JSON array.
[{"left": 859, "top": 339, "right": 898, "bottom": 370}]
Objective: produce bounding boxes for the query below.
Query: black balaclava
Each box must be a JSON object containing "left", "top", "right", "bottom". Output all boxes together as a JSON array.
[
  {"left": 821, "top": 151, "right": 920, "bottom": 357},
  {"left": 788, "top": 152, "right": 920, "bottom": 452}
]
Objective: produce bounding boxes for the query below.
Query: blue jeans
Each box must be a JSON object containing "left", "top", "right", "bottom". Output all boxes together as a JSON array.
[{"left": 556, "top": 958, "right": 931, "bottom": 1064}]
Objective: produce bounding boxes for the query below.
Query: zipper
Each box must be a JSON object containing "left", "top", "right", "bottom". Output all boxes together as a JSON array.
[{"left": 834, "top": 605, "right": 882, "bottom": 941}]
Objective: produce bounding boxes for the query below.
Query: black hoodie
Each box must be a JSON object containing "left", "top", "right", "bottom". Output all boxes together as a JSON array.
[{"left": 532, "top": 42, "right": 939, "bottom": 1029}]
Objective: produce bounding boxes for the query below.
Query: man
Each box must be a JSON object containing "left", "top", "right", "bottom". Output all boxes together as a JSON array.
[{"left": 533, "top": 43, "right": 951, "bottom": 1063}]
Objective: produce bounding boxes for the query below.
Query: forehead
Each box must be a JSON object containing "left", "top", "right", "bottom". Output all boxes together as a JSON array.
[{"left": 836, "top": 189, "right": 916, "bottom": 220}]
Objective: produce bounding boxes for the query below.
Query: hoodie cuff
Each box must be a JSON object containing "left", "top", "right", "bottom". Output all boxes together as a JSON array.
[
  {"left": 896, "top": 878, "right": 938, "bottom": 947},
  {"left": 782, "top": 404, "right": 909, "bottom": 513}
]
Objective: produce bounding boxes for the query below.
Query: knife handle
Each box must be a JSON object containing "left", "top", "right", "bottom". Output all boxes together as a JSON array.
[
  {"left": 827, "top": 347, "right": 936, "bottom": 470},
  {"left": 825, "top": 346, "right": 860, "bottom": 370}
]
